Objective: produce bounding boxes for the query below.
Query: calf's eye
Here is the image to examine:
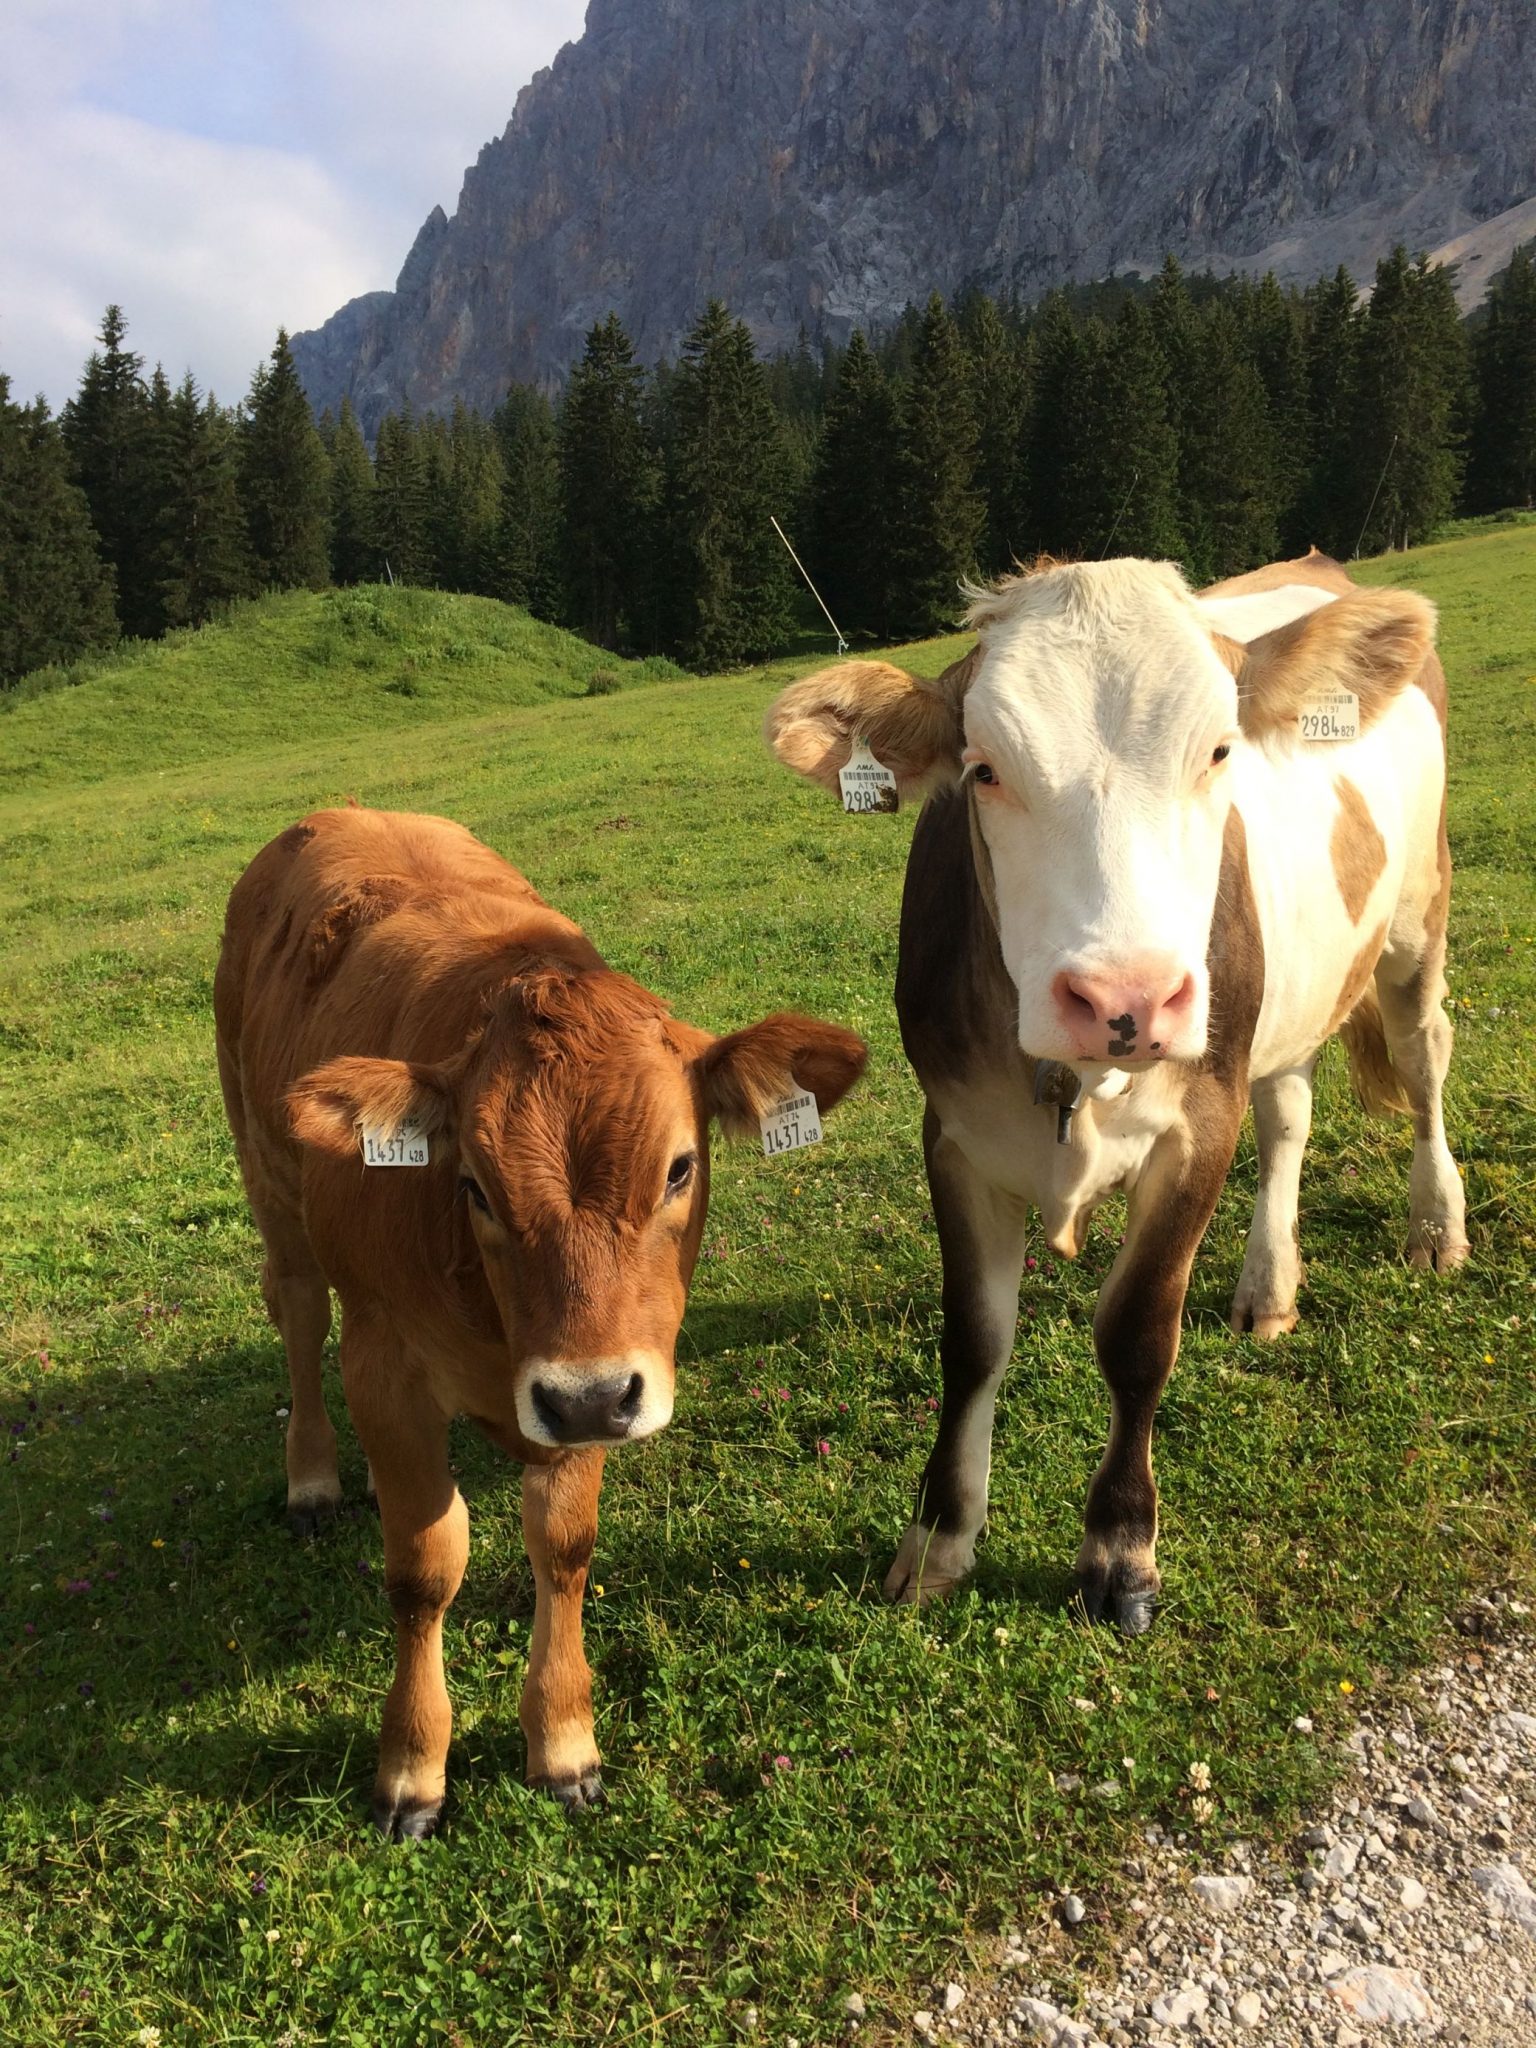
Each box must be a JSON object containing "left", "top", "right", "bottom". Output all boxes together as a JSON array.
[
  {"left": 972, "top": 762, "right": 997, "bottom": 786},
  {"left": 1211, "top": 743, "right": 1231, "bottom": 766},
  {"left": 459, "top": 1174, "right": 490, "bottom": 1214},
  {"left": 665, "top": 1153, "right": 696, "bottom": 1197}
]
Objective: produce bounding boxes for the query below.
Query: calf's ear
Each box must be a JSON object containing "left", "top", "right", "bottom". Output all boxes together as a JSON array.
[
  {"left": 288, "top": 1056, "right": 455, "bottom": 1159},
  {"left": 1237, "top": 588, "right": 1437, "bottom": 737},
  {"left": 698, "top": 1014, "right": 868, "bottom": 1139},
  {"left": 765, "top": 652, "right": 973, "bottom": 802}
]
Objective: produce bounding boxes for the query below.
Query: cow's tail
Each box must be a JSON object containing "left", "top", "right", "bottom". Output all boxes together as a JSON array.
[{"left": 1338, "top": 985, "right": 1414, "bottom": 1118}]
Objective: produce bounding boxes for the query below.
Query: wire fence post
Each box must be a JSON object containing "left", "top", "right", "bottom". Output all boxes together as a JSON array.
[
  {"left": 1352, "top": 434, "right": 1399, "bottom": 559},
  {"left": 770, "top": 516, "right": 848, "bottom": 653}
]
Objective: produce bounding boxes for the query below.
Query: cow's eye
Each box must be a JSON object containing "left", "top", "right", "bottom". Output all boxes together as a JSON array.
[
  {"left": 665, "top": 1153, "right": 696, "bottom": 1197},
  {"left": 1211, "top": 742, "right": 1231, "bottom": 766},
  {"left": 459, "top": 1174, "right": 490, "bottom": 1214},
  {"left": 971, "top": 762, "right": 997, "bottom": 786}
]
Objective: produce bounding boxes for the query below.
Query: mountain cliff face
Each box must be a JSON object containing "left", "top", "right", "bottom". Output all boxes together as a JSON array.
[{"left": 292, "top": 0, "right": 1536, "bottom": 429}]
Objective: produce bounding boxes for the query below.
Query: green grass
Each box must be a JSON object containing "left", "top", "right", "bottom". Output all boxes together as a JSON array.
[{"left": 1, "top": 532, "right": 1534, "bottom": 2047}]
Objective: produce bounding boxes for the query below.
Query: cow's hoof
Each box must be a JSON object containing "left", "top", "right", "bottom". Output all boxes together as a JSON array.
[
  {"left": 537, "top": 1768, "right": 605, "bottom": 1812},
  {"left": 882, "top": 1521, "right": 974, "bottom": 1606},
  {"left": 371, "top": 1790, "right": 444, "bottom": 1841},
  {"left": 1073, "top": 1564, "right": 1158, "bottom": 1638},
  {"left": 1408, "top": 1234, "right": 1470, "bottom": 1275},
  {"left": 287, "top": 1497, "right": 340, "bottom": 1540},
  {"left": 1230, "top": 1304, "right": 1298, "bottom": 1341}
]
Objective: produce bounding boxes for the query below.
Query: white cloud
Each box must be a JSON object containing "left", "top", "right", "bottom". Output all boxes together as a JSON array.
[{"left": 0, "top": 0, "right": 589, "bottom": 410}]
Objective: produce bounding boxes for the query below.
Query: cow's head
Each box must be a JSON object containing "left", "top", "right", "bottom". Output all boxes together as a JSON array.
[
  {"left": 768, "top": 559, "right": 1434, "bottom": 1069},
  {"left": 288, "top": 969, "right": 865, "bottom": 1449}
]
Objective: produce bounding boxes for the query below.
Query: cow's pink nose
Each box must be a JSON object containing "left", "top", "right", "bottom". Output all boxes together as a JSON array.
[{"left": 1053, "top": 960, "right": 1196, "bottom": 1059}]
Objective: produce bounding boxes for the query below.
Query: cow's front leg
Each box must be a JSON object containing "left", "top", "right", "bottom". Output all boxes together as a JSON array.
[
  {"left": 1230, "top": 1059, "right": 1316, "bottom": 1339},
  {"left": 885, "top": 1110, "right": 1029, "bottom": 1605},
  {"left": 521, "top": 1447, "right": 606, "bottom": 1809},
  {"left": 1078, "top": 1102, "right": 1241, "bottom": 1635},
  {"left": 343, "top": 1326, "right": 467, "bottom": 1839}
]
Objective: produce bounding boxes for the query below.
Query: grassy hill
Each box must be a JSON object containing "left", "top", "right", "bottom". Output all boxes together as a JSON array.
[{"left": 0, "top": 533, "right": 1532, "bottom": 2047}]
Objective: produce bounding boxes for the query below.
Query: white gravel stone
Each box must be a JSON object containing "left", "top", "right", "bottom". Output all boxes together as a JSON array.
[
  {"left": 1329, "top": 1965, "right": 1436, "bottom": 2024},
  {"left": 1404, "top": 1794, "right": 1438, "bottom": 1827},
  {"left": 1188, "top": 1875, "right": 1250, "bottom": 1913},
  {"left": 1232, "top": 1991, "right": 1263, "bottom": 2028},
  {"left": 1059, "top": 1894, "right": 1086, "bottom": 1927},
  {"left": 1322, "top": 1839, "right": 1361, "bottom": 1881},
  {"left": 1398, "top": 1877, "right": 1429, "bottom": 1910},
  {"left": 1149, "top": 1986, "right": 1207, "bottom": 2029},
  {"left": 1470, "top": 1861, "right": 1536, "bottom": 1936},
  {"left": 844, "top": 1992, "right": 867, "bottom": 2021},
  {"left": 945, "top": 1984, "right": 967, "bottom": 2014},
  {"left": 1493, "top": 1710, "right": 1536, "bottom": 1747}
]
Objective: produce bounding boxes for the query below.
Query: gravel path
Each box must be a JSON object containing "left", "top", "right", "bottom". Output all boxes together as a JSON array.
[{"left": 877, "top": 1591, "right": 1535, "bottom": 2048}]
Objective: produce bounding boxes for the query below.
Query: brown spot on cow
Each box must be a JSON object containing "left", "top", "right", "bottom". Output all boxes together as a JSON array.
[
  {"left": 305, "top": 878, "right": 411, "bottom": 988},
  {"left": 1330, "top": 777, "right": 1388, "bottom": 923}
]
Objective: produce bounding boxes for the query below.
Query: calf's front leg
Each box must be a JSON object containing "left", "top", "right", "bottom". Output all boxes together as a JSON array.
[
  {"left": 884, "top": 1108, "right": 1029, "bottom": 1605},
  {"left": 521, "top": 1447, "right": 606, "bottom": 1808},
  {"left": 1230, "top": 1059, "right": 1316, "bottom": 1339},
  {"left": 1078, "top": 1099, "right": 1242, "bottom": 1635},
  {"left": 343, "top": 1325, "right": 468, "bottom": 1839}
]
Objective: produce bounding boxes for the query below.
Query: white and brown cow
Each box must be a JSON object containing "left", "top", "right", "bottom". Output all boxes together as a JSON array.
[
  {"left": 215, "top": 806, "right": 865, "bottom": 1834},
  {"left": 767, "top": 550, "right": 1467, "bottom": 1632}
]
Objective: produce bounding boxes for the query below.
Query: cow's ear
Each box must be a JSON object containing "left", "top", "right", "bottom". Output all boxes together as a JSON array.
[
  {"left": 696, "top": 1014, "right": 868, "bottom": 1140},
  {"left": 287, "top": 1056, "right": 455, "bottom": 1160},
  {"left": 765, "top": 651, "right": 974, "bottom": 802},
  {"left": 1237, "top": 588, "right": 1437, "bottom": 738}
]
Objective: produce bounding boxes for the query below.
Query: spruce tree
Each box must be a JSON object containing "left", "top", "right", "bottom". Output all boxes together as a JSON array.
[
  {"left": 1297, "top": 268, "right": 1362, "bottom": 556},
  {"left": 1467, "top": 244, "right": 1536, "bottom": 511},
  {"left": 1176, "top": 302, "right": 1280, "bottom": 581},
  {"left": 492, "top": 385, "right": 561, "bottom": 617},
  {"left": 0, "top": 376, "right": 118, "bottom": 684},
  {"left": 558, "top": 314, "right": 658, "bottom": 649},
  {"left": 809, "top": 330, "right": 901, "bottom": 639},
  {"left": 432, "top": 402, "right": 504, "bottom": 593},
  {"left": 61, "top": 304, "right": 155, "bottom": 638},
  {"left": 151, "top": 374, "right": 250, "bottom": 628},
  {"left": 240, "top": 330, "right": 331, "bottom": 589},
  {"left": 1349, "top": 247, "right": 1465, "bottom": 553},
  {"left": 890, "top": 292, "right": 984, "bottom": 635},
  {"left": 660, "top": 301, "right": 795, "bottom": 667},
  {"left": 1062, "top": 301, "right": 1184, "bottom": 560},
  {"left": 962, "top": 294, "right": 1031, "bottom": 574},
  {"left": 1243, "top": 274, "right": 1313, "bottom": 552},
  {"left": 371, "top": 408, "right": 433, "bottom": 585},
  {"left": 326, "top": 400, "right": 377, "bottom": 584},
  {"left": 1022, "top": 291, "right": 1092, "bottom": 557}
]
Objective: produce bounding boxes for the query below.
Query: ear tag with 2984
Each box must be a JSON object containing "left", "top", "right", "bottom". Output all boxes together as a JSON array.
[{"left": 838, "top": 737, "right": 898, "bottom": 814}]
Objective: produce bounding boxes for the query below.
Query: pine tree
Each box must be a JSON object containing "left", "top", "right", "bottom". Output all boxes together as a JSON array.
[
  {"left": 326, "top": 400, "right": 377, "bottom": 584},
  {"left": 492, "top": 386, "right": 561, "bottom": 617},
  {"left": 240, "top": 331, "right": 330, "bottom": 589},
  {"left": 151, "top": 374, "right": 250, "bottom": 628},
  {"left": 61, "top": 304, "right": 156, "bottom": 638},
  {"left": 1243, "top": 274, "right": 1313, "bottom": 551},
  {"left": 430, "top": 402, "right": 504, "bottom": 593},
  {"left": 1296, "top": 268, "right": 1362, "bottom": 556},
  {"left": 1061, "top": 301, "right": 1184, "bottom": 560},
  {"left": 660, "top": 301, "right": 795, "bottom": 667},
  {"left": 370, "top": 408, "right": 432, "bottom": 585},
  {"left": 1466, "top": 245, "right": 1536, "bottom": 511},
  {"left": 1349, "top": 247, "right": 1466, "bottom": 553},
  {"left": 809, "top": 330, "right": 902, "bottom": 639},
  {"left": 890, "top": 292, "right": 984, "bottom": 635},
  {"left": 558, "top": 315, "right": 658, "bottom": 649},
  {"left": 962, "top": 294, "right": 1031, "bottom": 574},
  {"left": 1176, "top": 302, "right": 1280, "bottom": 581},
  {"left": 1021, "top": 291, "right": 1092, "bottom": 556},
  {"left": 0, "top": 375, "right": 118, "bottom": 684}
]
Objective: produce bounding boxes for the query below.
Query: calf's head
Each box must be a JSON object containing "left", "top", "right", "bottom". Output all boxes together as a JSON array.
[
  {"left": 288, "top": 968, "right": 865, "bottom": 1448},
  {"left": 768, "top": 558, "right": 1434, "bottom": 1069}
]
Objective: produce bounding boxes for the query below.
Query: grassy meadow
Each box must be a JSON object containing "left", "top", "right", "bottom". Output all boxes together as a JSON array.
[{"left": 2, "top": 534, "right": 1534, "bottom": 2046}]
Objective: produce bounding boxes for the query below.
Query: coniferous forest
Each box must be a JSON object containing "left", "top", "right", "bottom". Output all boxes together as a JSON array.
[{"left": 4, "top": 244, "right": 1535, "bottom": 689}]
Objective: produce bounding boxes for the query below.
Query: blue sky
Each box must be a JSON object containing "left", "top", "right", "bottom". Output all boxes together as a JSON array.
[{"left": 2, "top": 1, "right": 589, "bottom": 410}]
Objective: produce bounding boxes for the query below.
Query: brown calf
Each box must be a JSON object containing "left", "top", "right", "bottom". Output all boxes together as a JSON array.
[{"left": 214, "top": 807, "right": 865, "bottom": 1835}]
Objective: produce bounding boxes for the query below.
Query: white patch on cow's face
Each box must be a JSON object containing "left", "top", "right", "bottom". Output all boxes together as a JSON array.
[{"left": 962, "top": 561, "right": 1239, "bottom": 1067}]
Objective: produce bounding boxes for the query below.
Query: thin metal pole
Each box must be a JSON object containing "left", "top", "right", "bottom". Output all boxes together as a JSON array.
[
  {"left": 770, "top": 515, "right": 848, "bottom": 653},
  {"left": 1099, "top": 468, "right": 1141, "bottom": 558},
  {"left": 1352, "top": 434, "right": 1398, "bottom": 559}
]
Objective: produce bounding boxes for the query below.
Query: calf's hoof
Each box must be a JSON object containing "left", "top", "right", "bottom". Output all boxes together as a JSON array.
[
  {"left": 1073, "top": 1556, "right": 1159, "bottom": 1638},
  {"left": 286, "top": 1494, "right": 341, "bottom": 1540},
  {"left": 1230, "top": 1302, "right": 1298, "bottom": 1340},
  {"left": 536, "top": 1767, "right": 605, "bottom": 1812},
  {"left": 1407, "top": 1231, "right": 1470, "bottom": 1275},
  {"left": 371, "top": 1788, "right": 444, "bottom": 1841},
  {"left": 882, "top": 1521, "right": 974, "bottom": 1606}
]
